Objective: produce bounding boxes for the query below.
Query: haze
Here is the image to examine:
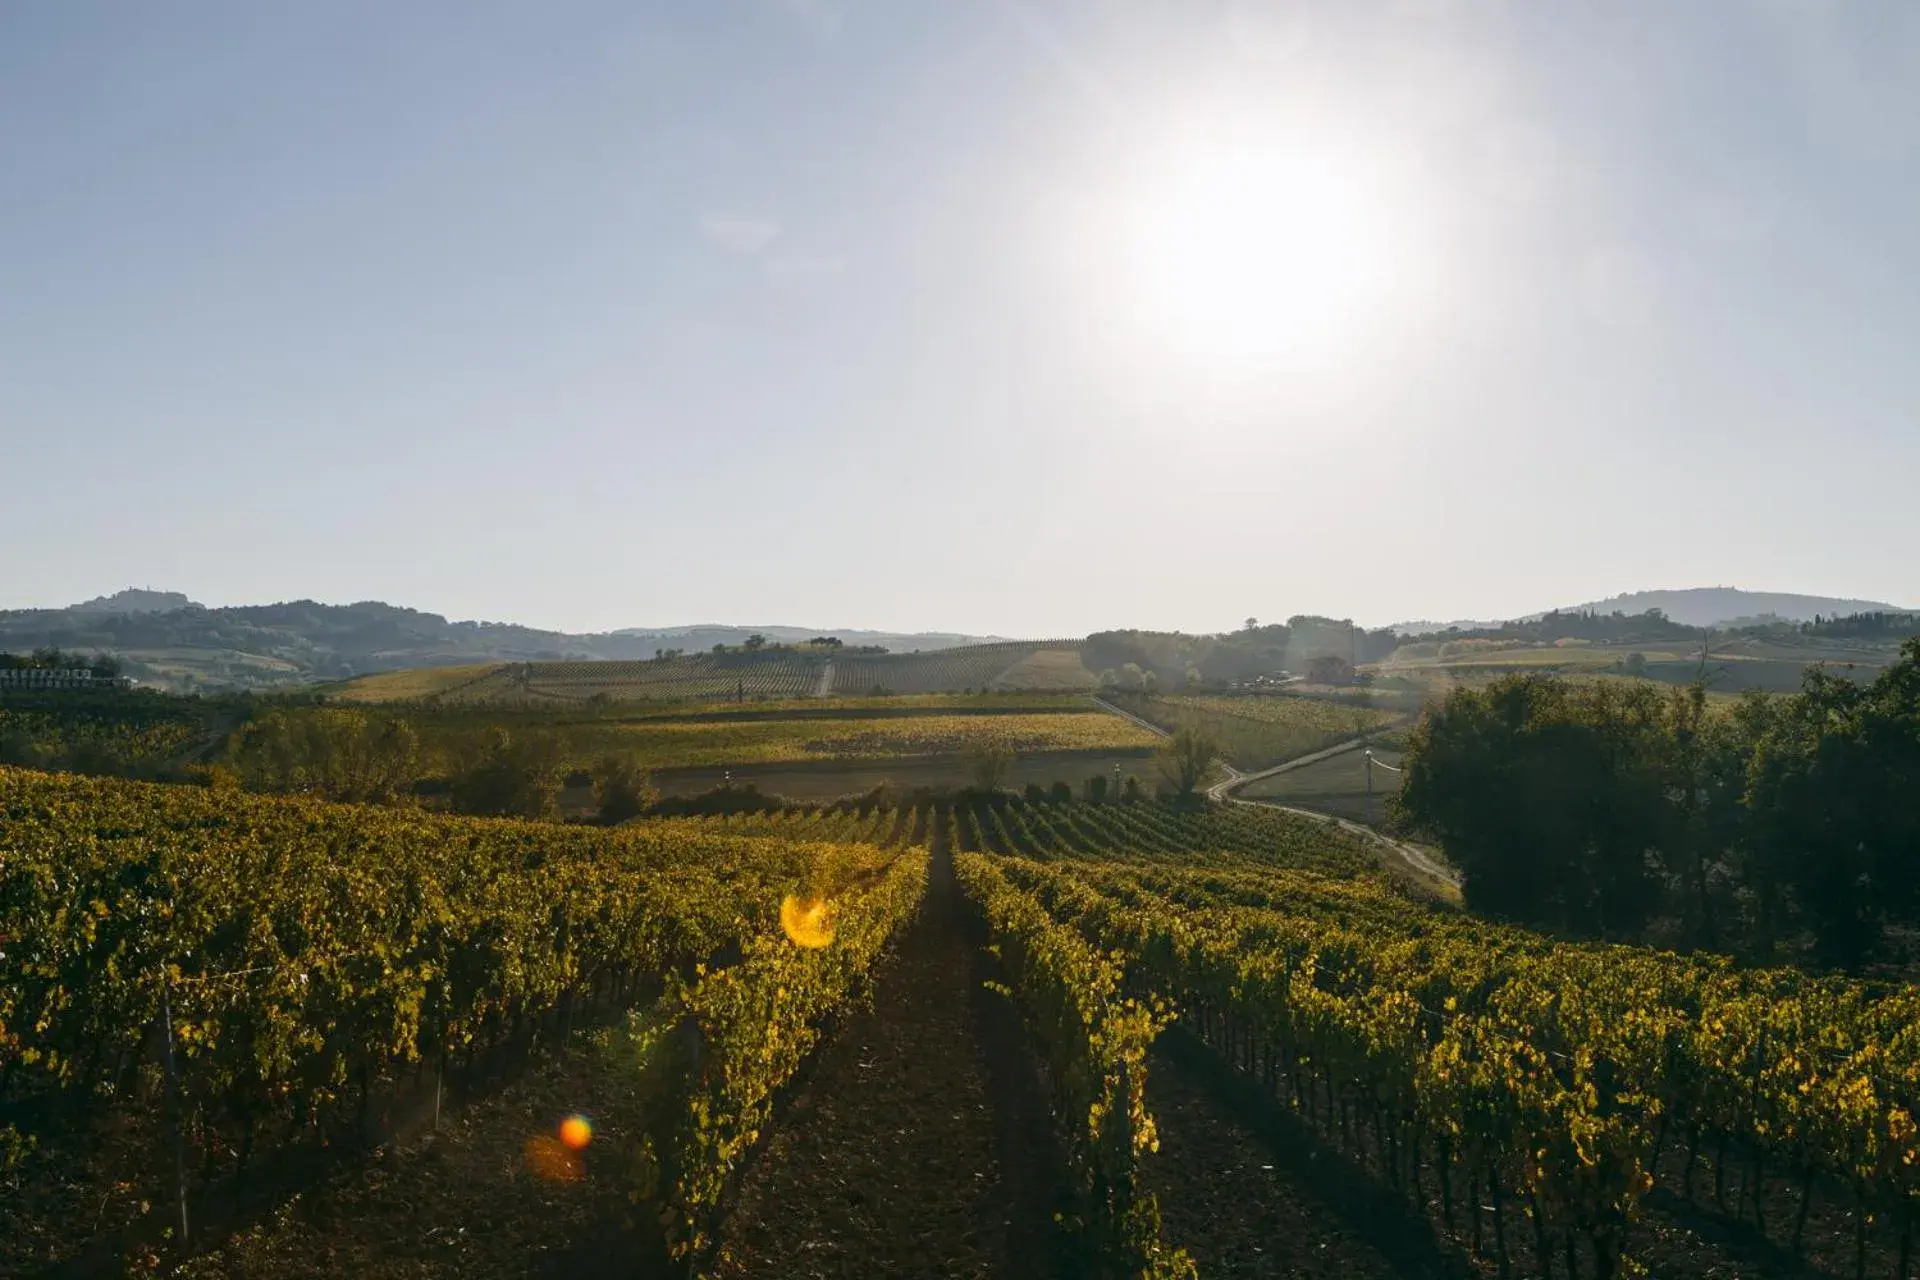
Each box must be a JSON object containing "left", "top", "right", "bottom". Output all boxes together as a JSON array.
[{"left": 3, "top": 2, "right": 1916, "bottom": 634}]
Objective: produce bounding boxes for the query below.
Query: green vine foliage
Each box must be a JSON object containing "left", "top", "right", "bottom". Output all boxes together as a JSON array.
[
  {"left": 991, "top": 852, "right": 1920, "bottom": 1278},
  {"left": 0, "top": 765, "right": 925, "bottom": 1261},
  {"left": 955, "top": 850, "right": 1194, "bottom": 1279}
]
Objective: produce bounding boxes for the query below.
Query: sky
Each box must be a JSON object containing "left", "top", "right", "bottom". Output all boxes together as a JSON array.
[{"left": 3, "top": 1, "right": 1916, "bottom": 635}]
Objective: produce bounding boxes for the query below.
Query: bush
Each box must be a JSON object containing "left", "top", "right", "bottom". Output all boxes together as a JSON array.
[
  {"left": 967, "top": 742, "right": 1013, "bottom": 792},
  {"left": 593, "top": 755, "right": 658, "bottom": 825},
  {"left": 449, "top": 728, "right": 569, "bottom": 819}
]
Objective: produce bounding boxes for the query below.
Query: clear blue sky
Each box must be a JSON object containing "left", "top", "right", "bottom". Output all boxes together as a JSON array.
[{"left": 4, "top": 1, "right": 1916, "bottom": 634}]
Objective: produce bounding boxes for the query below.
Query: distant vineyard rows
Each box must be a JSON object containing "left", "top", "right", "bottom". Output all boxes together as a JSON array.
[{"left": 413, "top": 641, "right": 1090, "bottom": 705}]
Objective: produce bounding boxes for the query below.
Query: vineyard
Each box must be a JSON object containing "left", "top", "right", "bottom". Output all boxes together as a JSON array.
[
  {"left": 10, "top": 765, "right": 1920, "bottom": 1278},
  {"left": 830, "top": 642, "right": 1090, "bottom": 695},
  {"left": 436, "top": 654, "right": 828, "bottom": 705},
  {"left": 940, "top": 804, "right": 1920, "bottom": 1278},
  {"left": 0, "top": 694, "right": 209, "bottom": 770},
  {"left": 401, "top": 707, "right": 1159, "bottom": 774},
  {"left": 0, "top": 767, "right": 924, "bottom": 1273},
  {"left": 1101, "top": 691, "right": 1402, "bottom": 769},
  {"left": 331, "top": 643, "right": 1099, "bottom": 707},
  {"left": 635, "top": 797, "right": 1920, "bottom": 1278}
]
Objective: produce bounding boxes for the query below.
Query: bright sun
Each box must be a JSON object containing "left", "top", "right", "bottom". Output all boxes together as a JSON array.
[{"left": 1121, "top": 125, "right": 1410, "bottom": 379}]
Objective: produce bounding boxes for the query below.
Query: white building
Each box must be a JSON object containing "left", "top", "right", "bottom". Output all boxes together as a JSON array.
[{"left": 0, "top": 668, "right": 129, "bottom": 691}]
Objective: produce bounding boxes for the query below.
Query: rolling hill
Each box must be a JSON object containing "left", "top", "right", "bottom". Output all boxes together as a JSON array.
[
  {"left": 1547, "top": 587, "right": 1912, "bottom": 629},
  {"left": 0, "top": 593, "right": 1008, "bottom": 692}
]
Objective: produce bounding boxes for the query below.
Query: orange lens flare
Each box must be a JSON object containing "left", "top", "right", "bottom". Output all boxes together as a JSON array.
[
  {"left": 559, "top": 1114, "right": 592, "bottom": 1150},
  {"left": 780, "top": 894, "right": 835, "bottom": 948}
]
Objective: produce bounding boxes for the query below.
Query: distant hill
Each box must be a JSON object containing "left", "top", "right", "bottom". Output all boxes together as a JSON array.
[
  {"left": 608, "top": 624, "right": 1010, "bottom": 653},
  {"left": 69, "top": 588, "right": 198, "bottom": 615},
  {"left": 0, "top": 594, "right": 1012, "bottom": 692},
  {"left": 1549, "top": 588, "right": 1910, "bottom": 630},
  {"left": 1389, "top": 617, "right": 1507, "bottom": 636}
]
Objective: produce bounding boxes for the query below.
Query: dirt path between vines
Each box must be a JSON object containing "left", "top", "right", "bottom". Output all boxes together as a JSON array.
[
  {"left": 1143, "top": 1044, "right": 1419, "bottom": 1280},
  {"left": 712, "top": 831, "right": 1071, "bottom": 1278}
]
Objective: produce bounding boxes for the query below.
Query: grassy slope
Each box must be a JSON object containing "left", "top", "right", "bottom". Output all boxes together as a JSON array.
[
  {"left": 1238, "top": 747, "right": 1406, "bottom": 823},
  {"left": 1105, "top": 692, "right": 1399, "bottom": 770},
  {"left": 328, "top": 663, "right": 503, "bottom": 702},
  {"left": 987, "top": 647, "right": 1099, "bottom": 690}
]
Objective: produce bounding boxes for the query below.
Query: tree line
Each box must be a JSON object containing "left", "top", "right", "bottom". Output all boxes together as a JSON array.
[
  {"left": 225, "top": 708, "right": 655, "bottom": 823},
  {"left": 0, "top": 646, "right": 122, "bottom": 677},
  {"left": 1395, "top": 638, "right": 1920, "bottom": 970},
  {"left": 1800, "top": 609, "right": 1920, "bottom": 640}
]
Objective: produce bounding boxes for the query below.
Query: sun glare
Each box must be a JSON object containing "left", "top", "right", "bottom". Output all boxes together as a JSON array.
[
  {"left": 780, "top": 894, "right": 836, "bottom": 949},
  {"left": 1121, "top": 123, "right": 1413, "bottom": 379}
]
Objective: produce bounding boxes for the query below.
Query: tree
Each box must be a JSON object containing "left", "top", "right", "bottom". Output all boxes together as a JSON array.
[
  {"left": 1622, "top": 651, "right": 1648, "bottom": 677},
  {"left": 593, "top": 755, "right": 657, "bottom": 824},
  {"left": 1157, "top": 727, "right": 1221, "bottom": 800},
  {"left": 1398, "top": 677, "right": 1676, "bottom": 939},
  {"left": 231, "top": 708, "right": 421, "bottom": 804},
  {"left": 450, "top": 728, "right": 570, "bottom": 819},
  {"left": 1245, "top": 617, "right": 1259, "bottom": 631},
  {"left": 967, "top": 741, "right": 1013, "bottom": 792},
  {"left": 744, "top": 633, "right": 767, "bottom": 651},
  {"left": 1391, "top": 640, "right": 1920, "bottom": 967},
  {"left": 1741, "top": 646, "right": 1920, "bottom": 968}
]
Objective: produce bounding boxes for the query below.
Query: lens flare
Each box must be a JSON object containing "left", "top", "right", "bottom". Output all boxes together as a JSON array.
[
  {"left": 559, "top": 1114, "right": 592, "bottom": 1150},
  {"left": 780, "top": 894, "right": 835, "bottom": 948}
]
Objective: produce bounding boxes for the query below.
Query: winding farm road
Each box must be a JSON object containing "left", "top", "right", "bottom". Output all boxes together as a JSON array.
[{"left": 1088, "top": 695, "right": 1460, "bottom": 891}]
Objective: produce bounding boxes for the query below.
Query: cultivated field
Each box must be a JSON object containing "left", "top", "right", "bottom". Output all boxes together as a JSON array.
[
  {"left": 441, "top": 653, "right": 826, "bottom": 704},
  {"left": 1101, "top": 690, "right": 1401, "bottom": 769},
  {"left": 382, "top": 694, "right": 1154, "bottom": 780},
  {"left": 1372, "top": 634, "right": 1900, "bottom": 698},
  {"left": 1237, "top": 744, "right": 1406, "bottom": 823},
  {"left": 328, "top": 642, "right": 1099, "bottom": 705},
  {"left": 484, "top": 709, "right": 1158, "bottom": 772},
  {"left": 0, "top": 691, "right": 217, "bottom": 770},
  {"left": 830, "top": 641, "right": 1090, "bottom": 694},
  {"left": 14, "top": 770, "right": 1914, "bottom": 1279},
  {"left": 326, "top": 662, "right": 501, "bottom": 702}
]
